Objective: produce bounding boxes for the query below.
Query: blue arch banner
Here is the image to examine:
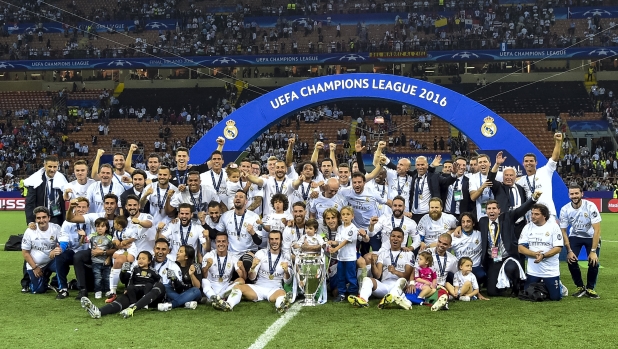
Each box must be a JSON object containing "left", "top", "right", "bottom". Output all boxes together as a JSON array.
[{"left": 191, "top": 73, "right": 568, "bottom": 210}]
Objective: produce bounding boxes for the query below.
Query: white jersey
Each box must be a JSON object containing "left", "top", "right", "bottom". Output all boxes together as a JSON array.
[
  {"left": 295, "top": 234, "right": 325, "bottom": 255},
  {"left": 202, "top": 251, "right": 240, "bottom": 284},
  {"left": 63, "top": 178, "right": 96, "bottom": 200},
  {"left": 59, "top": 221, "right": 91, "bottom": 252},
  {"left": 111, "top": 225, "right": 138, "bottom": 245},
  {"left": 367, "top": 179, "right": 392, "bottom": 216},
  {"left": 262, "top": 212, "right": 294, "bottom": 248},
  {"left": 518, "top": 220, "right": 563, "bottom": 278},
  {"left": 377, "top": 248, "right": 414, "bottom": 282},
  {"left": 262, "top": 176, "right": 295, "bottom": 217},
  {"left": 112, "top": 171, "right": 133, "bottom": 190},
  {"left": 420, "top": 247, "right": 459, "bottom": 286},
  {"left": 146, "top": 171, "right": 158, "bottom": 181},
  {"left": 170, "top": 185, "right": 220, "bottom": 213},
  {"left": 82, "top": 212, "right": 114, "bottom": 231},
  {"left": 386, "top": 171, "right": 412, "bottom": 211},
  {"left": 559, "top": 200, "right": 601, "bottom": 239},
  {"left": 282, "top": 224, "right": 305, "bottom": 254},
  {"left": 244, "top": 182, "right": 264, "bottom": 215},
  {"left": 152, "top": 258, "right": 182, "bottom": 285},
  {"left": 200, "top": 169, "right": 228, "bottom": 204},
  {"left": 293, "top": 181, "right": 320, "bottom": 205},
  {"left": 453, "top": 271, "right": 479, "bottom": 290},
  {"left": 252, "top": 249, "right": 293, "bottom": 288},
  {"left": 159, "top": 221, "right": 203, "bottom": 261},
  {"left": 215, "top": 210, "right": 261, "bottom": 256},
  {"left": 450, "top": 230, "right": 483, "bottom": 267},
  {"left": 468, "top": 172, "right": 502, "bottom": 219},
  {"left": 22, "top": 223, "right": 62, "bottom": 270},
  {"left": 308, "top": 193, "right": 346, "bottom": 229},
  {"left": 225, "top": 180, "right": 243, "bottom": 208},
  {"left": 517, "top": 158, "right": 557, "bottom": 216},
  {"left": 338, "top": 186, "right": 388, "bottom": 229},
  {"left": 127, "top": 213, "right": 155, "bottom": 256},
  {"left": 86, "top": 181, "right": 126, "bottom": 213},
  {"left": 417, "top": 213, "right": 458, "bottom": 245},
  {"left": 369, "top": 214, "right": 419, "bottom": 251},
  {"left": 335, "top": 223, "right": 360, "bottom": 261},
  {"left": 143, "top": 182, "right": 178, "bottom": 224}
]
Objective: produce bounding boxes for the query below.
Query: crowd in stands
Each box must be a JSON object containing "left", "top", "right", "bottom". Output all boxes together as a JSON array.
[
  {"left": 4, "top": 86, "right": 618, "bottom": 195},
  {"left": 2, "top": 0, "right": 618, "bottom": 60}
]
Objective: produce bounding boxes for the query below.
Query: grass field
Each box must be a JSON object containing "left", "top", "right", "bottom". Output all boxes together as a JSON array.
[{"left": 1, "top": 211, "right": 616, "bottom": 348}]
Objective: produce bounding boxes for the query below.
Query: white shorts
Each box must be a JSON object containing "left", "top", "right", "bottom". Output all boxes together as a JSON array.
[
  {"left": 202, "top": 278, "right": 232, "bottom": 297},
  {"left": 372, "top": 279, "right": 398, "bottom": 298},
  {"left": 113, "top": 248, "right": 127, "bottom": 256},
  {"left": 247, "top": 284, "right": 282, "bottom": 302}
]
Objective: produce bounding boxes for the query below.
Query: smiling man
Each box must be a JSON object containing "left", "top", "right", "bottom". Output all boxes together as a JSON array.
[{"left": 25, "top": 155, "right": 68, "bottom": 225}]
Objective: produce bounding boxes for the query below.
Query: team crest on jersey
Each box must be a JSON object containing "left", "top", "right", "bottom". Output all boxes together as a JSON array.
[
  {"left": 584, "top": 213, "right": 589, "bottom": 218},
  {"left": 227, "top": 263, "right": 231, "bottom": 268},
  {"left": 141, "top": 271, "right": 147, "bottom": 276},
  {"left": 334, "top": 204, "right": 339, "bottom": 208},
  {"left": 49, "top": 236, "right": 55, "bottom": 241},
  {"left": 189, "top": 233, "right": 193, "bottom": 237},
  {"left": 545, "top": 232, "right": 550, "bottom": 236},
  {"left": 475, "top": 239, "right": 479, "bottom": 245},
  {"left": 444, "top": 224, "right": 448, "bottom": 229},
  {"left": 365, "top": 197, "right": 369, "bottom": 202},
  {"left": 403, "top": 225, "right": 406, "bottom": 230}
]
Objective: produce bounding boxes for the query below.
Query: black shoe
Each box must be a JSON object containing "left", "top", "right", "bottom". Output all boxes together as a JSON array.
[
  {"left": 21, "top": 286, "right": 30, "bottom": 293},
  {"left": 56, "top": 289, "right": 69, "bottom": 300},
  {"left": 48, "top": 284, "right": 59, "bottom": 293},
  {"left": 75, "top": 289, "right": 88, "bottom": 300},
  {"left": 334, "top": 294, "right": 346, "bottom": 303}
]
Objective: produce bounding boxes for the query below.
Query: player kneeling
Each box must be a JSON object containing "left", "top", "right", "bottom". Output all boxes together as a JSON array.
[
  {"left": 348, "top": 228, "right": 414, "bottom": 309},
  {"left": 203, "top": 233, "right": 247, "bottom": 311},
  {"left": 213, "top": 231, "right": 293, "bottom": 313}
]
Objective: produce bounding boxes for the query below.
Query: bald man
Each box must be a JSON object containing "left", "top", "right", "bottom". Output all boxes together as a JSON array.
[{"left": 308, "top": 178, "right": 346, "bottom": 231}]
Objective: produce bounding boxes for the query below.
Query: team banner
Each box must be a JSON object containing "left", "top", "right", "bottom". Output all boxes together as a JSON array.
[{"left": 0, "top": 46, "right": 616, "bottom": 71}]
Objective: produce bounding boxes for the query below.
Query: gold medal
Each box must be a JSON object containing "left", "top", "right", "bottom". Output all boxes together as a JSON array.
[
  {"left": 218, "top": 277, "right": 223, "bottom": 282},
  {"left": 269, "top": 274, "right": 274, "bottom": 280}
]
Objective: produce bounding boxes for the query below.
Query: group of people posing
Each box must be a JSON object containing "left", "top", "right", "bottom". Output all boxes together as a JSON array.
[{"left": 21, "top": 131, "right": 602, "bottom": 319}]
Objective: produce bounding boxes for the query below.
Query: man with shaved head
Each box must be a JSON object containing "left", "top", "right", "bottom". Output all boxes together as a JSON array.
[
  {"left": 309, "top": 177, "right": 346, "bottom": 232},
  {"left": 488, "top": 151, "right": 528, "bottom": 239}
]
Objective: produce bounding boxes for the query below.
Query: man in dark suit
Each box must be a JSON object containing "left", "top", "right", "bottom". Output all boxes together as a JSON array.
[
  {"left": 443, "top": 157, "right": 473, "bottom": 217},
  {"left": 487, "top": 151, "right": 527, "bottom": 239},
  {"left": 479, "top": 191, "right": 541, "bottom": 297},
  {"left": 119, "top": 169, "right": 149, "bottom": 214},
  {"left": 25, "top": 155, "right": 67, "bottom": 225}
]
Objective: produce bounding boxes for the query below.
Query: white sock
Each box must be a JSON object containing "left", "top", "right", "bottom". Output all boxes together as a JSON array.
[
  {"left": 275, "top": 296, "right": 284, "bottom": 308},
  {"left": 227, "top": 289, "right": 242, "bottom": 309},
  {"left": 110, "top": 269, "right": 120, "bottom": 294},
  {"left": 359, "top": 277, "right": 373, "bottom": 300}
]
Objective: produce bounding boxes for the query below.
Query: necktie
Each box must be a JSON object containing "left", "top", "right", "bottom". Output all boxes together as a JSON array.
[
  {"left": 508, "top": 186, "right": 515, "bottom": 209},
  {"left": 413, "top": 177, "right": 420, "bottom": 210},
  {"left": 48, "top": 179, "right": 54, "bottom": 207},
  {"left": 450, "top": 179, "right": 459, "bottom": 214}
]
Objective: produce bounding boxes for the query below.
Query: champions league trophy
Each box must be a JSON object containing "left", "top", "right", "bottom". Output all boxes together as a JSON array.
[{"left": 296, "top": 253, "right": 326, "bottom": 306}]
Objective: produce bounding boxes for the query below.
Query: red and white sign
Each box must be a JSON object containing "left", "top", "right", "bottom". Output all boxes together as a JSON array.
[{"left": 0, "top": 198, "right": 26, "bottom": 210}]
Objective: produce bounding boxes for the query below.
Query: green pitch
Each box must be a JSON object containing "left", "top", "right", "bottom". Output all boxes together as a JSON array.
[{"left": 1, "top": 211, "right": 616, "bottom": 348}]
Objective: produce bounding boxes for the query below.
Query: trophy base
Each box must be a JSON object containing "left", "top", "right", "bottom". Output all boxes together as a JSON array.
[{"left": 301, "top": 298, "right": 318, "bottom": 306}]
